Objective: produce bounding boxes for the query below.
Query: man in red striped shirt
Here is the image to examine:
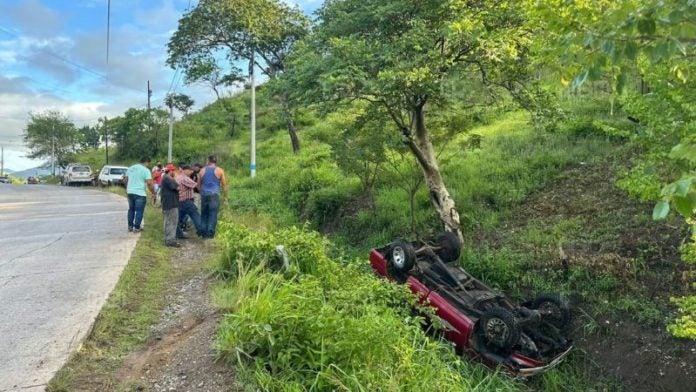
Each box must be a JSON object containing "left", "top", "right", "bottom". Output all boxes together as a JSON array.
[{"left": 176, "top": 164, "right": 203, "bottom": 239}]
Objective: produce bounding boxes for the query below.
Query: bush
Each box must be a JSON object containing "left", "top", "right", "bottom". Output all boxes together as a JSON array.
[{"left": 214, "top": 223, "right": 520, "bottom": 391}]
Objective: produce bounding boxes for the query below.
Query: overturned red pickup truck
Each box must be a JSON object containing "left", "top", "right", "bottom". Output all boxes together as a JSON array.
[{"left": 369, "top": 233, "right": 573, "bottom": 376}]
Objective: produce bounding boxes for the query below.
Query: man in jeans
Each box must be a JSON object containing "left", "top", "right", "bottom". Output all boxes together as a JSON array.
[
  {"left": 176, "top": 164, "right": 203, "bottom": 239},
  {"left": 160, "top": 164, "right": 180, "bottom": 247},
  {"left": 124, "top": 156, "right": 154, "bottom": 233},
  {"left": 197, "top": 155, "right": 227, "bottom": 238}
]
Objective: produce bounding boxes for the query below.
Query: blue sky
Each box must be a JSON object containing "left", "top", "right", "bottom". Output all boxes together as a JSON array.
[{"left": 0, "top": 0, "right": 321, "bottom": 171}]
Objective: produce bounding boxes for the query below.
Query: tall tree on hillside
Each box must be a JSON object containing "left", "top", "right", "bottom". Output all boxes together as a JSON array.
[
  {"left": 165, "top": 93, "right": 195, "bottom": 116},
  {"left": 166, "top": 0, "right": 310, "bottom": 153},
  {"left": 23, "top": 111, "right": 79, "bottom": 173},
  {"left": 287, "top": 0, "right": 537, "bottom": 241}
]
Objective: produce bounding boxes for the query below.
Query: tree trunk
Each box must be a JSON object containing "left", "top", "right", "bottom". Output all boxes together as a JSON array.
[
  {"left": 282, "top": 102, "right": 300, "bottom": 153},
  {"left": 407, "top": 105, "right": 463, "bottom": 243}
]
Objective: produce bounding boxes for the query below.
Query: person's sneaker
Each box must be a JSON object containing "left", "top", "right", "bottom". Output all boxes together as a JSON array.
[
  {"left": 132, "top": 227, "right": 142, "bottom": 233},
  {"left": 165, "top": 242, "right": 181, "bottom": 248},
  {"left": 128, "top": 227, "right": 134, "bottom": 232}
]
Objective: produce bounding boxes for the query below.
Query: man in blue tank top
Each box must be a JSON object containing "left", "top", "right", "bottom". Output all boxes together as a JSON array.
[{"left": 197, "top": 155, "right": 228, "bottom": 238}]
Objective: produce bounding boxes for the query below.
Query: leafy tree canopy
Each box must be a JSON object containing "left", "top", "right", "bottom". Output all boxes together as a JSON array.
[
  {"left": 23, "top": 111, "right": 79, "bottom": 168},
  {"left": 284, "top": 0, "right": 539, "bottom": 239}
]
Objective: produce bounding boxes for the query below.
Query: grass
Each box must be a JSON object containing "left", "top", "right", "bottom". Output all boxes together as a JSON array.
[
  {"left": 47, "top": 200, "right": 172, "bottom": 391},
  {"left": 208, "top": 100, "right": 669, "bottom": 390}
]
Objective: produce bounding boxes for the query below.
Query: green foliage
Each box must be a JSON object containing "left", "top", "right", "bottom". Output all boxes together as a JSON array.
[
  {"left": 109, "top": 108, "right": 170, "bottom": 161},
  {"left": 168, "top": 0, "right": 309, "bottom": 151},
  {"left": 78, "top": 125, "right": 101, "bottom": 150},
  {"left": 165, "top": 93, "right": 195, "bottom": 115},
  {"left": 23, "top": 110, "right": 80, "bottom": 166},
  {"left": 668, "top": 293, "right": 696, "bottom": 340},
  {"left": 214, "top": 223, "right": 520, "bottom": 391}
]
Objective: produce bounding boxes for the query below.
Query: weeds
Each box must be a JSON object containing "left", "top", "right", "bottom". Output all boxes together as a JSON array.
[{"left": 214, "top": 223, "right": 522, "bottom": 391}]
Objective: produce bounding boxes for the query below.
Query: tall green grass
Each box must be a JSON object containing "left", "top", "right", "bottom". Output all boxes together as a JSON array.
[{"left": 213, "top": 222, "right": 522, "bottom": 391}]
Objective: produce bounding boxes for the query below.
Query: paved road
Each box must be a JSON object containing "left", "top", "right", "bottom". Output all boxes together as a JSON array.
[{"left": 0, "top": 185, "right": 138, "bottom": 391}]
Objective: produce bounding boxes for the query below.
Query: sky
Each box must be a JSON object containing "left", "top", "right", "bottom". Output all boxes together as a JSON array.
[{"left": 0, "top": 0, "right": 321, "bottom": 171}]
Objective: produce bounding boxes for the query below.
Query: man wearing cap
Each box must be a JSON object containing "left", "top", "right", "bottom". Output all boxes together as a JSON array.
[
  {"left": 160, "top": 163, "right": 180, "bottom": 247},
  {"left": 176, "top": 164, "right": 203, "bottom": 239},
  {"left": 197, "top": 155, "right": 227, "bottom": 239}
]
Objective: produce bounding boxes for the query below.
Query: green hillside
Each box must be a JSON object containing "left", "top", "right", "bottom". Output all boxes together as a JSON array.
[{"left": 55, "top": 1, "right": 695, "bottom": 390}]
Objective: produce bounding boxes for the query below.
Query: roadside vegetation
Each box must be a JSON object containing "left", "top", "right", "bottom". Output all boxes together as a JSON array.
[{"left": 46, "top": 0, "right": 696, "bottom": 390}]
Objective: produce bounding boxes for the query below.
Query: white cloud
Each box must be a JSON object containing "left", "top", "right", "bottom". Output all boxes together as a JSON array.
[
  {"left": 0, "top": 0, "right": 64, "bottom": 38},
  {"left": 0, "top": 0, "right": 241, "bottom": 171}
]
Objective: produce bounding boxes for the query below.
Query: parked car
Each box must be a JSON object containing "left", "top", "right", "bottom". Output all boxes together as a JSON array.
[
  {"left": 369, "top": 233, "right": 573, "bottom": 377},
  {"left": 62, "top": 164, "right": 93, "bottom": 186},
  {"left": 97, "top": 165, "right": 128, "bottom": 187},
  {"left": 0, "top": 176, "right": 9, "bottom": 184},
  {"left": 26, "top": 176, "right": 39, "bottom": 184}
]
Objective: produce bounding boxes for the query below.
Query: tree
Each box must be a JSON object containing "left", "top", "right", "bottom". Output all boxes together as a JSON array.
[
  {"left": 78, "top": 125, "right": 101, "bottom": 150},
  {"left": 532, "top": 0, "right": 696, "bottom": 339},
  {"left": 166, "top": 0, "right": 310, "bottom": 153},
  {"left": 110, "top": 108, "right": 170, "bottom": 161},
  {"left": 23, "top": 111, "right": 79, "bottom": 174},
  {"left": 286, "top": 0, "right": 537, "bottom": 241},
  {"left": 165, "top": 93, "right": 195, "bottom": 116}
]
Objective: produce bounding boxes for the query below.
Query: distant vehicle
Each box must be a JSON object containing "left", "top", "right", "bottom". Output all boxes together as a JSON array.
[
  {"left": 27, "top": 176, "right": 39, "bottom": 184},
  {"left": 61, "top": 164, "right": 93, "bottom": 186},
  {"left": 97, "top": 165, "right": 128, "bottom": 187},
  {"left": 0, "top": 176, "right": 9, "bottom": 184}
]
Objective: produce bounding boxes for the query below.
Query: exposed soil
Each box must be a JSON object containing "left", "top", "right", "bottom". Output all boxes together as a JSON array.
[
  {"left": 114, "top": 240, "right": 237, "bottom": 391},
  {"left": 500, "top": 162, "right": 696, "bottom": 392}
]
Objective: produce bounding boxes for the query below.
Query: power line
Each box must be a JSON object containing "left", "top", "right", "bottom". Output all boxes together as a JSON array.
[
  {"left": 0, "top": 26, "right": 145, "bottom": 95},
  {"left": 0, "top": 27, "right": 107, "bottom": 79}
]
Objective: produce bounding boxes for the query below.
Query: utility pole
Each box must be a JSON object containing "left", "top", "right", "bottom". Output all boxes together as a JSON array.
[
  {"left": 250, "top": 50, "right": 256, "bottom": 178},
  {"left": 148, "top": 80, "right": 155, "bottom": 152},
  {"left": 167, "top": 104, "right": 173, "bottom": 163},
  {"left": 104, "top": 117, "right": 109, "bottom": 164},
  {"left": 1, "top": 145, "right": 4, "bottom": 176},
  {"left": 51, "top": 123, "right": 55, "bottom": 176}
]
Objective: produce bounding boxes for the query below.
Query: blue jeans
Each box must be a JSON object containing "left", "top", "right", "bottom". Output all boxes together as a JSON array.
[
  {"left": 127, "top": 194, "right": 147, "bottom": 229},
  {"left": 177, "top": 199, "right": 203, "bottom": 237},
  {"left": 200, "top": 193, "right": 220, "bottom": 238}
]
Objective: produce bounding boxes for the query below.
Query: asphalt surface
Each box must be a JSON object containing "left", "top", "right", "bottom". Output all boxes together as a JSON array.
[{"left": 0, "top": 185, "right": 138, "bottom": 391}]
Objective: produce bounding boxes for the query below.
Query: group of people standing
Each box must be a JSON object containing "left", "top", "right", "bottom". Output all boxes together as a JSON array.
[{"left": 123, "top": 155, "right": 227, "bottom": 247}]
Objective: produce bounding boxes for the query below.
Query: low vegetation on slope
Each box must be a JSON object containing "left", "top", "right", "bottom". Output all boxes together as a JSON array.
[{"left": 213, "top": 223, "right": 521, "bottom": 391}]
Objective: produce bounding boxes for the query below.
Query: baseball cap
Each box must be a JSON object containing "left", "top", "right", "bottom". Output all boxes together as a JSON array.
[{"left": 165, "top": 164, "right": 176, "bottom": 172}]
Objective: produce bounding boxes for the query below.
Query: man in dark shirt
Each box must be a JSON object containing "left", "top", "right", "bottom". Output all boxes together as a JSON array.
[
  {"left": 160, "top": 163, "right": 180, "bottom": 247},
  {"left": 176, "top": 164, "right": 204, "bottom": 239}
]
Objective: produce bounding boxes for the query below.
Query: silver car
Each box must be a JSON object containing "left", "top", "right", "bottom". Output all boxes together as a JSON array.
[{"left": 62, "top": 164, "right": 93, "bottom": 186}]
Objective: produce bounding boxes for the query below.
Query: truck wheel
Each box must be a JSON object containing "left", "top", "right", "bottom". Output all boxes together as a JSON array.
[
  {"left": 388, "top": 239, "right": 416, "bottom": 274},
  {"left": 531, "top": 293, "right": 571, "bottom": 330},
  {"left": 479, "top": 307, "right": 520, "bottom": 351},
  {"left": 435, "top": 231, "right": 462, "bottom": 263}
]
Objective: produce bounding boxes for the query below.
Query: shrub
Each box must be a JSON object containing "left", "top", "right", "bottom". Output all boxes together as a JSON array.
[{"left": 214, "top": 223, "right": 520, "bottom": 391}]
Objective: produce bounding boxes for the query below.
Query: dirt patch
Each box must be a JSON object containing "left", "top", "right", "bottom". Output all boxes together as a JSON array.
[
  {"left": 578, "top": 316, "right": 696, "bottom": 392},
  {"left": 115, "top": 240, "right": 237, "bottom": 391},
  {"left": 499, "top": 162, "right": 696, "bottom": 391}
]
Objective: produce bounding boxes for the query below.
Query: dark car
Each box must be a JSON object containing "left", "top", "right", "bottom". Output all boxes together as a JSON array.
[
  {"left": 27, "top": 176, "right": 38, "bottom": 184},
  {"left": 0, "top": 176, "right": 9, "bottom": 184},
  {"left": 369, "top": 233, "right": 573, "bottom": 376}
]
